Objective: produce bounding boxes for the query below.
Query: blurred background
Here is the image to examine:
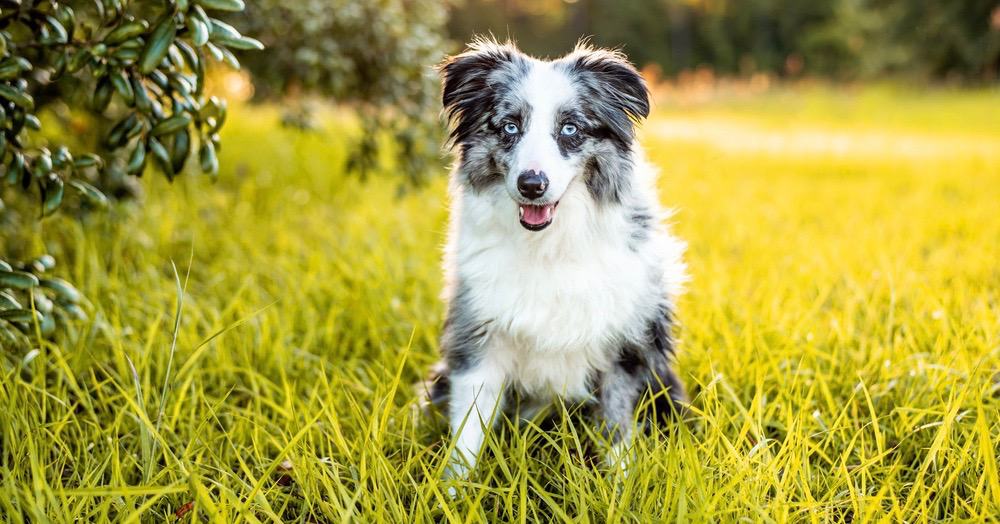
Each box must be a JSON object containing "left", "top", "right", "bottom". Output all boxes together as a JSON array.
[
  {"left": 211, "top": 0, "right": 1000, "bottom": 189},
  {"left": 449, "top": 0, "right": 1000, "bottom": 81}
]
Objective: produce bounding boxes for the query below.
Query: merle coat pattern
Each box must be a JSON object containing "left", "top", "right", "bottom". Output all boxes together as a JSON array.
[{"left": 428, "top": 38, "right": 688, "bottom": 481}]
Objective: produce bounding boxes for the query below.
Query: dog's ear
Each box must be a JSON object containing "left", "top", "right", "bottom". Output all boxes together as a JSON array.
[
  {"left": 566, "top": 45, "right": 650, "bottom": 144},
  {"left": 439, "top": 37, "right": 523, "bottom": 146}
]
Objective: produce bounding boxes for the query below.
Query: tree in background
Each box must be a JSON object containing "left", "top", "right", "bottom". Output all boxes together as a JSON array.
[
  {"left": 879, "top": 0, "right": 1000, "bottom": 80},
  {"left": 226, "top": 0, "right": 449, "bottom": 185},
  {"left": 0, "top": 0, "right": 258, "bottom": 352},
  {"left": 448, "top": 0, "right": 1000, "bottom": 81}
]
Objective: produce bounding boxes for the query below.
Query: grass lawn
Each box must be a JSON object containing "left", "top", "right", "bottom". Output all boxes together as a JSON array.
[{"left": 2, "top": 85, "right": 999, "bottom": 521}]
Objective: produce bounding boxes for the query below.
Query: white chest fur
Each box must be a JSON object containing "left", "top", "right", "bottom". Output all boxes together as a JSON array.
[{"left": 444, "top": 179, "right": 676, "bottom": 399}]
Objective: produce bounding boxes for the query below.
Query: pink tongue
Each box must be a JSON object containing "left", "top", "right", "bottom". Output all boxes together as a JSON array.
[{"left": 520, "top": 204, "right": 553, "bottom": 225}]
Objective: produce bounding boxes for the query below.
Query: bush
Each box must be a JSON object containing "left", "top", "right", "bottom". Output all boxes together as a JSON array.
[
  {"left": 0, "top": 0, "right": 257, "bottom": 352},
  {"left": 227, "top": 0, "right": 449, "bottom": 184}
]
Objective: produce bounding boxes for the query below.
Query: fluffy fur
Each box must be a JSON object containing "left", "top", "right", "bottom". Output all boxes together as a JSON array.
[{"left": 428, "top": 38, "right": 688, "bottom": 480}]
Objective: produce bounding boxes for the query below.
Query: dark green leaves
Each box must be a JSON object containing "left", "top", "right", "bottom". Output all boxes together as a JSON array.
[
  {"left": 126, "top": 140, "right": 147, "bottom": 174},
  {"left": 132, "top": 75, "right": 152, "bottom": 111},
  {"left": 110, "top": 71, "right": 135, "bottom": 106},
  {"left": 91, "top": 78, "right": 113, "bottom": 112},
  {"left": 31, "top": 149, "right": 52, "bottom": 178},
  {"left": 207, "top": 18, "right": 262, "bottom": 52},
  {"left": 41, "top": 15, "right": 69, "bottom": 45},
  {"left": 68, "top": 179, "right": 109, "bottom": 208},
  {"left": 0, "top": 291, "right": 20, "bottom": 310},
  {"left": 170, "top": 130, "right": 190, "bottom": 173},
  {"left": 0, "top": 84, "right": 34, "bottom": 111},
  {"left": 151, "top": 114, "right": 191, "bottom": 137},
  {"left": 0, "top": 309, "right": 37, "bottom": 323},
  {"left": 198, "top": 140, "right": 217, "bottom": 177},
  {"left": 186, "top": 17, "right": 209, "bottom": 46},
  {"left": 39, "top": 278, "right": 81, "bottom": 304},
  {"left": 41, "top": 175, "right": 64, "bottom": 216},
  {"left": 1, "top": 0, "right": 257, "bottom": 347},
  {"left": 105, "top": 113, "right": 141, "bottom": 148},
  {"left": 0, "top": 57, "right": 32, "bottom": 80},
  {"left": 217, "top": 35, "right": 263, "bottom": 51},
  {"left": 72, "top": 154, "right": 103, "bottom": 170},
  {"left": 140, "top": 17, "right": 178, "bottom": 74},
  {"left": 208, "top": 19, "right": 240, "bottom": 41},
  {"left": 147, "top": 136, "right": 172, "bottom": 178},
  {"left": 106, "top": 21, "right": 149, "bottom": 44},
  {"left": 0, "top": 0, "right": 252, "bottom": 212},
  {"left": 197, "top": 0, "right": 246, "bottom": 12},
  {"left": 0, "top": 255, "right": 85, "bottom": 345},
  {"left": 67, "top": 48, "right": 92, "bottom": 73},
  {"left": 0, "top": 271, "right": 39, "bottom": 290}
]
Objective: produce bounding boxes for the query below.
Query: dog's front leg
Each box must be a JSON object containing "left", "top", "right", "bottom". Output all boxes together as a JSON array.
[
  {"left": 597, "top": 364, "right": 643, "bottom": 473},
  {"left": 444, "top": 364, "right": 505, "bottom": 483}
]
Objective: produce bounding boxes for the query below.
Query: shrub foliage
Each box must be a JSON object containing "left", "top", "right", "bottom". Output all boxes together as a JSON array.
[
  {"left": 0, "top": 0, "right": 257, "bottom": 349},
  {"left": 227, "top": 0, "right": 448, "bottom": 183}
]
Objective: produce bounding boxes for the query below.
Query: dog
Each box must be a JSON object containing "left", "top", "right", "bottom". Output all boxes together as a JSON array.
[{"left": 426, "top": 38, "right": 688, "bottom": 481}]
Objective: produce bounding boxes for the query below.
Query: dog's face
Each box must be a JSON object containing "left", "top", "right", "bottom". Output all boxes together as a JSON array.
[{"left": 441, "top": 39, "right": 650, "bottom": 231}]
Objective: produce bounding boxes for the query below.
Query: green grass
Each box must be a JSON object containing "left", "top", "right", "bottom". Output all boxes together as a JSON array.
[{"left": 2, "top": 86, "right": 1000, "bottom": 522}]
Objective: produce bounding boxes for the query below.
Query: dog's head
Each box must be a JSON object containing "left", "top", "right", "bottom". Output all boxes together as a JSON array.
[{"left": 440, "top": 38, "right": 650, "bottom": 232}]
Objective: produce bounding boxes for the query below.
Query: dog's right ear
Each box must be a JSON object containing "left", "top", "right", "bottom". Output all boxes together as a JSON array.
[{"left": 439, "top": 37, "right": 523, "bottom": 147}]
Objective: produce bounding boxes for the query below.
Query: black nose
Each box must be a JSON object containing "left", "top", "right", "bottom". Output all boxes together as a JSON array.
[{"left": 517, "top": 170, "right": 548, "bottom": 200}]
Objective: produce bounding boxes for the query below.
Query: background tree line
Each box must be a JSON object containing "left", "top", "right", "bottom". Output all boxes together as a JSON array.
[{"left": 448, "top": 0, "right": 1000, "bottom": 81}]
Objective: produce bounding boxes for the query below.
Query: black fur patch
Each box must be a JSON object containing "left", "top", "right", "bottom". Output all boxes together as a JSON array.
[
  {"left": 425, "top": 362, "right": 451, "bottom": 408},
  {"left": 560, "top": 45, "right": 651, "bottom": 151},
  {"left": 595, "top": 303, "right": 687, "bottom": 435},
  {"left": 554, "top": 108, "right": 587, "bottom": 157},
  {"left": 647, "top": 303, "right": 677, "bottom": 357},
  {"left": 615, "top": 343, "right": 646, "bottom": 377},
  {"left": 644, "top": 304, "right": 688, "bottom": 420},
  {"left": 584, "top": 152, "right": 633, "bottom": 203},
  {"left": 439, "top": 39, "right": 528, "bottom": 149},
  {"left": 439, "top": 283, "right": 492, "bottom": 372},
  {"left": 555, "top": 130, "right": 586, "bottom": 158},
  {"left": 458, "top": 137, "right": 506, "bottom": 191}
]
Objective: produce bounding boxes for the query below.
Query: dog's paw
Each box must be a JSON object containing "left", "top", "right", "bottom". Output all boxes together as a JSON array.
[
  {"left": 605, "top": 442, "right": 634, "bottom": 478},
  {"left": 442, "top": 458, "right": 470, "bottom": 481},
  {"left": 441, "top": 453, "right": 473, "bottom": 498},
  {"left": 441, "top": 468, "right": 466, "bottom": 499}
]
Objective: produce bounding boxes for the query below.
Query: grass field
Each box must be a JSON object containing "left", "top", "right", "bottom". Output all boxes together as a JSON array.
[{"left": 2, "top": 85, "right": 1000, "bottom": 522}]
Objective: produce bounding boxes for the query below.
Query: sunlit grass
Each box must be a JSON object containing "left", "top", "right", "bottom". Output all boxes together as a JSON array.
[{"left": 2, "top": 86, "right": 999, "bottom": 521}]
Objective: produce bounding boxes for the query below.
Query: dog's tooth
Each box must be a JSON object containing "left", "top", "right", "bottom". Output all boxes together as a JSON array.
[{"left": 518, "top": 206, "right": 525, "bottom": 218}]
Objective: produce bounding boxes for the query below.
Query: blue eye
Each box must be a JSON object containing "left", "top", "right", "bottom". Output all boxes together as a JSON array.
[
  {"left": 503, "top": 122, "right": 519, "bottom": 135},
  {"left": 561, "top": 123, "right": 578, "bottom": 136}
]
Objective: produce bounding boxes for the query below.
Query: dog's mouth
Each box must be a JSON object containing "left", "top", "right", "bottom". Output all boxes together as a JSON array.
[{"left": 518, "top": 202, "right": 558, "bottom": 231}]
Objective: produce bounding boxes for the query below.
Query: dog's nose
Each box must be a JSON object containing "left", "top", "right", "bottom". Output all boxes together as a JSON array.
[{"left": 517, "top": 170, "right": 548, "bottom": 200}]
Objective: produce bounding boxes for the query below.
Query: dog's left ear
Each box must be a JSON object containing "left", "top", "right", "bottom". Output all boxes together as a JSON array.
[{"left": 565, "top": 46, "right": 650, "bottom": 143}]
